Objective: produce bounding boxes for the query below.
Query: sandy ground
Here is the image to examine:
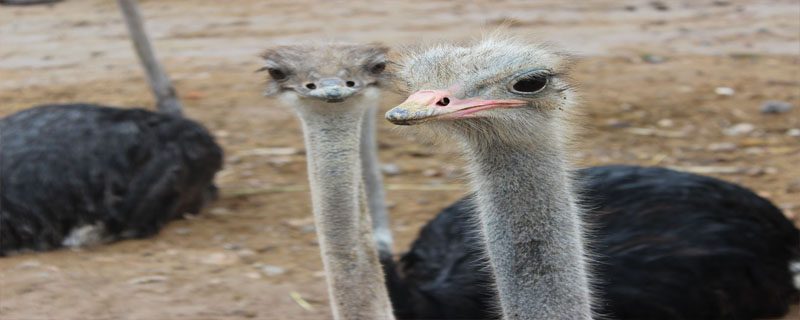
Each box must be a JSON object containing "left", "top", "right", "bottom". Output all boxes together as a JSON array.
[{"left": 0, "top": 0, "right": 799, "bottom": 319}]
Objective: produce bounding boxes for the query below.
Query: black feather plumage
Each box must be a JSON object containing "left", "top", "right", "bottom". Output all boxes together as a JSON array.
[
  {"left": 0, "top": 103, "right": 223, "bottom": 255},
  {"left": 385, "top": 165, "right": 799, "bottom": 320}
]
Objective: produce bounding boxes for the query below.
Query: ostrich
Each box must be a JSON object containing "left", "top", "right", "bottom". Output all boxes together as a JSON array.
[
  {"left": 385, "top": 35, "right": 799, "bottom": 319},
  {"left": 0, "top": 0, "right": 223, "bottom": 255},
  {"left": 259, "top": 42, "right": 395, "bottom": 320},
  {"left": 257, "top": 40, "right": 798, "bottom": 320}
]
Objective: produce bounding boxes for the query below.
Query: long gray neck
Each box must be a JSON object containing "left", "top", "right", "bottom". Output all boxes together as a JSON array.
[
  {"left": 359, "top": 105, "right": 393, "bottom": 257},
  {"left": 116, "top": 0, "right": 183, "bottom": 116},
  {"left": 298, "top": 107, "right": 394, "bottom": 320},
  {"left": 463, "top": 134, "right": 592, "bottom": 320}
]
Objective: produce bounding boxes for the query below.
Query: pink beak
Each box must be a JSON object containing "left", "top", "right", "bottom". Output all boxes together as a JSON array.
[{"left": 386, "top": 90, "right": 527, "bottom": 125}]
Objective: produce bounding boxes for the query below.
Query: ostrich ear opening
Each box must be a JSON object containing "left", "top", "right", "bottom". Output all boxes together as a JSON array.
[{"left": 361, "top": 43, "right": 390, "bottom": 67}]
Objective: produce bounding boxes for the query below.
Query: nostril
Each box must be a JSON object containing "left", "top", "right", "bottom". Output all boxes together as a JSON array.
[
  {"left": 345, "top": 81, "right": 355, "bottom": 87},
  {"left": 436, "top": 97, "right": 450, "bottom": 106},
  {"left": 306, "top": 83, "right": 317, "bottom": 90}
]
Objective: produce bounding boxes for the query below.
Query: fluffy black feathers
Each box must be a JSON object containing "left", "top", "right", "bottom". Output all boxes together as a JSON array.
[
  {"left": 0, "top": 103, "right": 223, "bottom": 255},
  {"left": 385, "top": 165, "right": 799, "bottom": 320}
]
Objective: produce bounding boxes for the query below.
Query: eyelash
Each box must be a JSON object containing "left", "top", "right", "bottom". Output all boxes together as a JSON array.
[{"left": 472, "top": 71, "right": 556, "bottom": 94}]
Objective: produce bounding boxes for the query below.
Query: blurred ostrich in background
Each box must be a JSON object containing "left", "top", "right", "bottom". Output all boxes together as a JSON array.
[
  {"left": 384, "top": 35, "right": 799, "bottom": 319},
  {"left": 0, "top": 0, "right": 223, "bottom": 255}
]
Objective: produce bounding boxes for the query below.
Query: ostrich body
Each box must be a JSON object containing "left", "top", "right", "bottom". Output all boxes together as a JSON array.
[
  {"left": 388, "top": 165, "right": 799, "bottom": 320},
  {"left": 0, "top": 104, "right": 222, "bottom": 255},
  {"left": 385, "top": 35, "right": 799, "bottom": 319},
  {"left": 260, "top": 43, "right": 394, "bottom": 320}
]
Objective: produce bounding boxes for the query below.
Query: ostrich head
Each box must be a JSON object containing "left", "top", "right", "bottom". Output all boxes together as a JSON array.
[
  {"left": 386, "top": 35, "right": 579, "bottom": 147},
  {"left": 260, "top": 42, "right": 389, "bottom": 115}
]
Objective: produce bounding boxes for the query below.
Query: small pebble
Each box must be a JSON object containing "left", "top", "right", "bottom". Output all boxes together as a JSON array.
[
  {"left": 642, "top": 54, "right": 664, "bottom": 64},
  {"left": 223, "top": 243, "right": 242, "bottom": 251},
  {"left": 760, "top": 101, "right": 793, "bottom": 114},
  {"left": 202, "top": 252, "right": 240, "bottom": 265},
  {"left": 173, "top": 228, "right": 191, "bottom": 235},
  {"left": 723, "top": 123, "right": 754, "bottom": 136},
  {"left": 210, "top": 207, "right": 230, "bottom": 215},
  {"left": 744, "top": 147, "right": 764, "bottom": 155},
  {"left": 708, "top": 142, "right": 737, "bottom": 152},
  {"left": 238, "top": 250, "right": 258, "bottom": 264},
  {"left": 714, "top": 87, "right": 735, "bottom": 96},
  {"left": 285, "top": 217, "right": 314, "bottom": 229},
  {"left": 380, "top": 163, "right": 402, "bottom": 176},
  {"left": 259, "top": 265, "right": 286, "bottom": 276},
  {"left": 267, "top": 156, "right": 292, "bottom": 166},
  {"left": 788, "top": 128, "right": 800, "bottom": 137},
  {"left": 244, "top": 272, "right": 262, "bottom": 279},
  {"left": 182, "top": 213, "right": 201, "bottom": 220},
  {"left": 127, "top": 275, "right": 168, "bottom": 285},
  {"left": 606, "top": 119, "right": 631, "bottom": 128},
  {"left": 657, "top": 119, "right": 674, "bottom": 127}
]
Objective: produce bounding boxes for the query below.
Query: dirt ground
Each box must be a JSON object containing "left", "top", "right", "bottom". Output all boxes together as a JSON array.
[{"left": 0, "top": 0, "right": 798, "bottom": 319}]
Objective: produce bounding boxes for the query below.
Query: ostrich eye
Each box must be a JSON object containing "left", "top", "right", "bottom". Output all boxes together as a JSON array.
[
  {"left": 370, "top": 62, "right": 386, "bottom": 74},
  {"left": 268, "top": 68, "right": 288, "bottom": 81},
  {"left": 508, "top": 73, "right": 549, "bottom": 95}
]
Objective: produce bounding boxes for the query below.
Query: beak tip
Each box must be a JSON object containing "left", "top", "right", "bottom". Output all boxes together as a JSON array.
[
  {"left": 385, "top": 108, "right": 407, "bottom": 117},
  {"left": 384, "top": 109, "right": 406, "bottom": 125},
  {"left": 386, "top": 102, "right": 441, "bottom": 125}
]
